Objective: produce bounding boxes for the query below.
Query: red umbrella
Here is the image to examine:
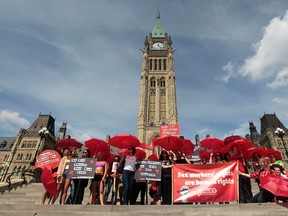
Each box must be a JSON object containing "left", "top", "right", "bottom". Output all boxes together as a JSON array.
[
  {"left": 41, "top": 167, "right": 58, "bottom": 196},
  {"left": 85, "top": 138, "right": 110, "bottom": 157},
  {"left": 148, "top": 154, "right": 158, "bottom": 160},
  {"left": 226, "top": 139, "right": 253, "bottom": 155},
  {"left": 139, "top": 143, "right": 153, "bottom": 150},
  {"left": 199, "top": 150, "right": 210, "bottom": 160},
  {"left": 260, "top": 174, "right": 288, "bottom": 197},
  {"left": 117, "top": 148, "right": 146, "bottom": 160},
  {"left": 34, "top": 150, "right": 61, "bottom": 170},
  {"left": 54, "top": 138, "right": 82, "bottom": 149},
  {"left": 266, "top": 148, "right": 282, "bottom": 160},
  {"left": 152, "top": 135, "right": 184, "bottom": 153},
  {"left": 109, "top": 134, "right": 140, "bottom": 149},
  {"left": 106, "top": 152, "right": 115, "bottom": 164},
  {"left": 223, "top": 135, "right": 244, "bottom": 146},
  {"left": 180, "top": 141, "right": 195, "bottom": 156},
  {"left": 246, "top": 147, "right": 267, "bottom": 160},
  {"left": 200, "top": 137, "right": 224, "bottom": 150}
]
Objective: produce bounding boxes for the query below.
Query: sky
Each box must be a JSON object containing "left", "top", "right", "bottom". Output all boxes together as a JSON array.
[{"left": 1, "top": 0, "right": 288, "bottom": 143}]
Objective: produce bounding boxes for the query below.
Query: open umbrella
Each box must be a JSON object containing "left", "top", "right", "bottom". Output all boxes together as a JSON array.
[
  {"left": 109, "top": 134, "right": 140, "bottom": 149},
  {"left": 117, "top": 148, "right": 146, "bottom": 160},
  {"left": 54, "top": 138, "right": 82, "bottom": 149},
  {"left": 266, "top": 148, "right": 282, "bottom": 160},
  {"left": 260, "top": 174, "right": 288, "bottom": 197},
  {"left": 226, "top": 139, "right": 253, "bottom": 154},
  {"left": 85, "top": 138, "right": 110, "bottom": 157},
  {"left": 41, "top": 167, "right": 58, "bottom": 196},
  {"left": 223, "top": 135, "right": 244, "bottom": 146},
  {"left": 245, "top": 147, "right": 267, "bottom": 160},
  {"left": 152, "top": 135, "right": 184, "bottom": 153},
  {"left": 139, "top": 143, "right": 153, "bottom": 150},
  {"left": 199, "top": 150, "right": 210, "bottom": 160},
  {"left": 34, "top": 150, "right": 61, "bottom": 170},
  {"left": 200, "top": 137, "right": 224, "bottom": 150},
  {"left": 179, "top": 140, "right": 195, "bottom": 156},
  {"left": 148, "top": 154, "right": 158, "bottom": 160}
]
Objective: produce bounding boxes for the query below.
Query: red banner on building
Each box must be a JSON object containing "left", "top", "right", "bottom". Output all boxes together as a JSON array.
[
  {"left": 160, "top": 124, "right": 180, "bottom": 137},
  {"left": 173, "top": 162, "right": 238, "bottom": 203}
]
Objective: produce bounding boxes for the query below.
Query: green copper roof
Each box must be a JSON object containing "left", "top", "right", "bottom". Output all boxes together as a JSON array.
[{"left": 152, "top": 15, "right": 165, "bottom": 38}]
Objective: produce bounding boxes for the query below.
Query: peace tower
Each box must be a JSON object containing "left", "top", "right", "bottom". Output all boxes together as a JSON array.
[{"left": 137, "top": 12, "right": 178, "bottom": 146}]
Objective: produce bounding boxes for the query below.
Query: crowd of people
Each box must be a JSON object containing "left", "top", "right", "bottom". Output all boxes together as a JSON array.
[{"left": 41, "top": 145, "right": 287, "bottom": 205}]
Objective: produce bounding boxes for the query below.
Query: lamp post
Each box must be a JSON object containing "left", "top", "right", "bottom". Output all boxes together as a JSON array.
[{"left": 275, "top": 127, "right": 288, "bottom": 159}]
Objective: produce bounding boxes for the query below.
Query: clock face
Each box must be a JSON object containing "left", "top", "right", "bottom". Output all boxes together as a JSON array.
[{"left": 152, "top": 42, "right": 164, "bottom": 50}]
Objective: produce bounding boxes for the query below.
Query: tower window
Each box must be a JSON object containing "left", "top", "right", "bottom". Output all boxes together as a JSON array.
[
  {"left": 150, "top": 79, "right": 156, "bottom": 88},
  {"left": 160, "top": 79, "right": 165, "bottom": 88},
  {"left": 154, "top": 59, "right": 157, "bottom": 70},
  {"left": 150, "top": 59, "right": 153, "bottom": 70},
  {"left": 163, "top": 59, "right": 166, "bottom": 70},
  {"left": 159, "top": 59, "right": 162, "bottom": 70}
]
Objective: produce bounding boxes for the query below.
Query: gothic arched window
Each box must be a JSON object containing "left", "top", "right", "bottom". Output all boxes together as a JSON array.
[
  {"left": 159, "top": 59, "right": 162, "bottom": 70},
  {"left": 154, "top": 59, "right": 157, "bottom": 70},
  {"left": 150, "top": 78, "right": 156, "bottom": 88},
  {"left": 150, "top": 59, "right": 153, "bottom": 70},
  {"left": 163, "top": 59, "right": 167, "bottom": 70}
]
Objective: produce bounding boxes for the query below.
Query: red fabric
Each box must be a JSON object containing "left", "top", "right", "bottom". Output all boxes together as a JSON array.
[
  {"left": 152, "top": 135, "right": 184, "bottom": 153},
  {"left": 54, "top": 138, "right": 82, "bottom": 149},
  {"left": 223, "top": 135, "right": 244, "bottom": 146},
  {"left": 173, "top": 162, "right": 238, "bottom": 203},
  {"left": 41, "top": 167, "right": 58, "bottom": 196},
  {"left": 200, "top": 137, "right": 224, "bottom": 150},
  {"left": 117, "top": 148, "right": 146, "bottom": 160},
  {"left": 85, "top": 138, "right": 110, "bottom": 158},
  {"left": 34, "top": 150, "right": 61, "bottom": 170},
  {"left": 139, "top": 143, "right": 153, "bottom": 150},
  {"left": 260, "top": 174, "right": 288, "bottom": 197},
  {"left": 229, "top": 155, "right": 246, "bottom": 173},
  {"left": 109, "top": 134, "right": 140, "bottom": 149},
  {"left": 249, "top": 168, "right": 272, "bottom": 179}
]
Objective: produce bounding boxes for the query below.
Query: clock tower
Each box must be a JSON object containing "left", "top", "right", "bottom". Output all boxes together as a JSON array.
[{"left": 137, "top": 12, "right": 178, "bottom": 147}]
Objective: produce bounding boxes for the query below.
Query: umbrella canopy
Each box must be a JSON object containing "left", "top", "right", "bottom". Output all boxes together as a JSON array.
[
  {"left": 200, "top": 137, "right": 224, "bottom": 150},
  {"left": 199, "top": 150, "right": 210, "bottom": 160},
  {"left": 226, "top": 139, "right": 253, "bottom": 155},
  {"left": 266, "top": 148, "right": 282, "bottom": 160},
  {"left": 139, "top": 143, "right": 153, "bottom": 150},
  {"left": 34, "top": 150, "right": 61, "bottom": 170},
  {"left": 260, "top": 174, "right": 288, "bottom": 197},
  {"left": 106, "top": 152, "right": 115, "bottom": 164},
  {"left": 41, "top": 167, "right": 58, "bottom": 196},
  {"left": 117, "top": 148, "right": 146, "bottom": 160},
  {"left": 85, "top": 138, "right": 110, "bottom": 157},
  {"left": 54, "top": 138, "right": 82, "bottom": 149},
  {"left": 152, "top": 135, "right": 184, "bottom": 153},
  {"left": 109, "top": 134, "right": 140, "bottom": 149},
  {"left": 223, "top": 135, "right": 244, "bottom": 146},
  {"left": 246, "top": 147, "right": 267, "bottom": 160},
  {"left": 148, "top": 154, "right": 158, "bottom": 160},
  {"left": 179, "top": 140, "right": 195, "bottom": 156}
]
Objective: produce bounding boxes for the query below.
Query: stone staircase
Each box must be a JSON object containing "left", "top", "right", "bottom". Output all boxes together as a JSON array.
[{"left": 0, "top": 181, "right": 287, "bottom": 216}]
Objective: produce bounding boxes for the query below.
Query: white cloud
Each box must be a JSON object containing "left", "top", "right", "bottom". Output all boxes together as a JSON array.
[
  {"left": 221, "top": 11, "right": 288, "bottom": 88},
  {"left": 273, "top": 97, "right": 288, "bottom": 106},
  {"left": 223, "top": 122, "right": 250, "bottom": 139},
  {"left": 0, "top": 110, "right": 30, "bottom": 132}
]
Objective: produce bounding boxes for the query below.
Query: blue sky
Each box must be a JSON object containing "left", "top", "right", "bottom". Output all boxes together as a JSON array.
[{"left": 1, "top": 1, "right": 288, "bottom": 143}]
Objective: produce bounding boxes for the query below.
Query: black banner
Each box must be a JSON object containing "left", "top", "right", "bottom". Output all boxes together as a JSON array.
[
  {"left": 67, "top": 158, "right": 97, "bottom": 179},
  {"left": 135, "top": 160, "right": 162, "bottom": 181}
]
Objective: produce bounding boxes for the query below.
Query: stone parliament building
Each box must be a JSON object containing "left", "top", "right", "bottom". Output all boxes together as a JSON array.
[{"left": 0, "top": 13, "right": 287, "bottom": 183}]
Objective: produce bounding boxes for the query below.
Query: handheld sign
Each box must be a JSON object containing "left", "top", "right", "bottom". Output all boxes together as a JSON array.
[
  {"left": 67, "top": 158, "right": 97, "bottom": 179},
  {"left": 135, "top": 160, "right": 162, "bottom": 181}
]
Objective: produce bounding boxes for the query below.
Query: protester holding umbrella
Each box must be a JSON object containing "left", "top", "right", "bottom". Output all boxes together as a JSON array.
[
  {"left": 238, "top": 157, "right": 275, "bottom": 203},
  {"left": 56, "top": 146, "right": 77, "bottom": 205},
  {"left": 104, "top": 155, "right": 121, "bottom": 204},
  {"left": 174, "top": 150, "right": 191, "bottom": 164},
  {"left": 229, "top": 146, "right": 252, "bottom": 203},
  {"left": 155, "top": 150, "right": 173, "bottom": 205}
]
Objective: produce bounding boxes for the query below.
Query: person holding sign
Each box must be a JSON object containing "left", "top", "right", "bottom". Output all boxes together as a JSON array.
[
  {"left": 155, "top": 150, "right": 173, "bottom": 205},
  {"left": 56, "top": 147, "right": 77, "bottom": 205},
  {"left": 90, "top": 151, "right": 108, "bottom": 205}
]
